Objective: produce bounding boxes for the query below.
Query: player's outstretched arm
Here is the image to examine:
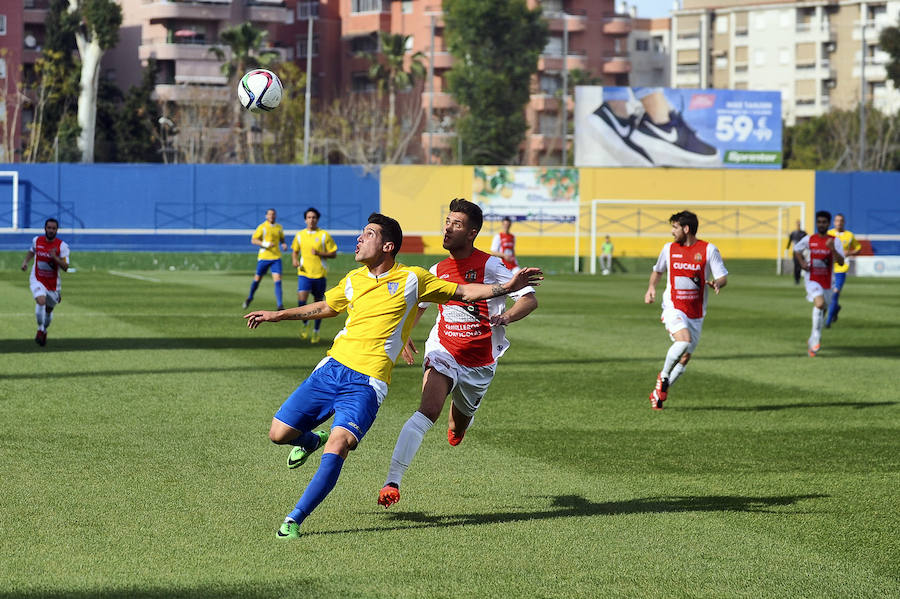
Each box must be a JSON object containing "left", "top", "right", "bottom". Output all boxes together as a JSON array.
[
  {"left": 645, "top": 270, "right": 662, "bottom": 303},
  {"left": 245, "top": 301, "right": 338, "bottom": 329},
  {"left": 490, "top": 292, "right": 537, "bottom": 326},
  {"left": 454, "top": 267, "right": 543, "bottom": 302}
]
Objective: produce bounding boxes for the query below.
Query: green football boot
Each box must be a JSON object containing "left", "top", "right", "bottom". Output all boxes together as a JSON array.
[
  {"left": 287, "top": 430, "right": 329, "bottom": 469},
  {"left": 276, "top": 521, "right": 301, "bottom": 539}
]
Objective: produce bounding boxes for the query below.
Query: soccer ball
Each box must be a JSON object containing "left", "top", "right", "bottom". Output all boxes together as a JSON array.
[{"left": 237, "top": 69, "right": 283, "bottom": 113}]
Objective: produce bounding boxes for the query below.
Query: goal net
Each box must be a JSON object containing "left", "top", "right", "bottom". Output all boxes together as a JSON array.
[
  {"left": 578, "top": 199, "right": 806, "bottom": 274},
  {"left": 0, "top": 170, "right": 19, "bottom": 230}
]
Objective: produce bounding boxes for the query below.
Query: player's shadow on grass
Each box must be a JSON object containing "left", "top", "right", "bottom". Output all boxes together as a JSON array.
[
  {"left": 680, "top": 401, "right": 897, "bottom": 412},
  {"left": 1, "top": 337, "right": 315, "bottom": 353},
  {"left": 329, "top": 493, "right": 827, "bottom": 536}
]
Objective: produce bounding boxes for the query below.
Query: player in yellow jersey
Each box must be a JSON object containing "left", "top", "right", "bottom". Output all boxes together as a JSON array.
[
  {"left": 245, "top": 212, "right": 543, "bottom": 539},
  {"left": 826, "top": 213, "right": 862, "bottom": 328},
  {"left": 243, "top": 209, "right": 288, "bottom": 310},
  {"left": 291, "top": 207, "right": 337, "bottom": 344}
]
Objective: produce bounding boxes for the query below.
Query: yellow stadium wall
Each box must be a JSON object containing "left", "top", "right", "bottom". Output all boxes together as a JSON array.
[{"left": 381, "top": 166, "right": 816, "bottom": 259}]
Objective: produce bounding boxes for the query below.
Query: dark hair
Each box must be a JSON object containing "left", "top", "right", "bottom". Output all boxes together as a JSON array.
[
  {"left": 448, "top": 198, "right": 483, "bottom": 233},
  {"left": 45, "top": 218, "right": 59, "bottom": 228},
  {"left": 834, "top": 212, "right": 844, "bottom": 219},
  {"left": 816, "top": 210, "right": 832, "bottom": 222},
  {"left": 305, "top": 207, "right": 321, "bottom": 219},
  {"left": 502, "top": 216, "right": 512, "bottom": 224},
  {"left": 368, "top": 212, "right": 403, "bottom": 257},
  {"left": 670, "top": 211, "right": 699, "bottom": 235}
]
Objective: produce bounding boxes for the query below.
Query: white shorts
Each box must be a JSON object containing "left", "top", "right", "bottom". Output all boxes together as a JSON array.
[
  {"left": 30, "top": 279, "right": 60, "bottom": 308},
  {"left": 661, "top": 308, "right": 702, "bottom": 354},
  {"left": 804, "top": 279, "right": 833, "bottom": 304},
  {"left": 422, "top": 339, "right": 496, "bottom": 418}
]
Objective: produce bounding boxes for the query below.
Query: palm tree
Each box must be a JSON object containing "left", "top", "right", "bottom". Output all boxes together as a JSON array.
[
  {"left": 209, "top": 22, "right": 280, "bottom": 163},
  {"left": 361, "top": 32, "right": 426, "bottom": 151}
]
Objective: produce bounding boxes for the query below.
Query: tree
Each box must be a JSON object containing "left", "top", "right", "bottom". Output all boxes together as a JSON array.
[
  {"left": 783, "top": 106, "right": 900, "bottom": 171},
  {"left": 259, "top": 62, "right": 306, "bottom": 163},
  {"left": 443, "top": 0, "right": 548, "bottom": 164},
  {"left": 92, "top": 73, "right": 124, "bottom": 162},
  {"left": 880, "top": 24, "right": 900, "bottom": 92},
  {"left": 360, "top": 32, "right": 426, "bottom": 157},
  {"left": 67, "top": 0, "right": 123, "bottom": 163},
  {"left": 0, "top": 49, "right": 26, "bottom": 162},
  {"left": 114, "top": 59, "right": 163, "bottom": 163},
  {"left": 209, "top": 22, "right": 280, "bottom": 163}
]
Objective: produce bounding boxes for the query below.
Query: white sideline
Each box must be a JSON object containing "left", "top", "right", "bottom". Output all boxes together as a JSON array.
[{"left": 108, "top": 270, "right": 161, "bottom": 283}]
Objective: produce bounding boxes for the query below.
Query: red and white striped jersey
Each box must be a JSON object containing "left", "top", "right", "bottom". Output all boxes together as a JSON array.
[
  {"left": 422, "top": 249, "right": 533, "bottom": 367},
  {"left": 491, "top": 232, "right": 517, "bottom": 270},
  {"left": 653, "top": 240, "right": 727, "bottom": 319},
  {"left": 793, "top": 233, "right": 844, "bottom": 289},
  {"left": 30, "top": 235, "right": 69, "bottom": 291}
]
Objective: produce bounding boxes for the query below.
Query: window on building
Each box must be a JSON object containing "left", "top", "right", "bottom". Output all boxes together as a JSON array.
[
  {"left": 402, "top": 0, "right": 413, "bottom": 13},
  {"left": 636, "top": 39, "right": 649, "bottom": 51},
  {"left": 539, "top": 112, "right": 560, "bottom": 135},
  {"left": 0, "top": 15, "right": 6, "bottom": 36},
  {"left": 352, "top": 72, "right": 376, "bottom": 92},
  {"left": 755, "top": 49, "right": 766, "bottom": 66},
  {"left": 539, "top": 74, "right": 561, "bottom": 94},
  {"left": 544, "top": 35, "right": 563, "bottom": 56},
  {"left": 352, "top": 0, "right": 388, "bottom": 13},
  {"left": 715, "top": 56, "right": 728, "bottom": 69},
  {"left": 716, "top": 16, "right": 728, "bottom": 34},
  {"left": 297, "top": 35, "right": 320, "bottom": 58},
  {"left": 652, "top": 36, "right": 664, "bottom": 53},
  {"left": 351, "top": 34, "right": 378, "bottom": 54},
  {"left": 297, "top": 1, "right": 319, "bottom": 19},
  {"left": 542, "top": 0, "right": 564, "bottom": 15},
  {"left": 0, "top": 58, "right": 6, "bottom": 80},
  {"left": 405, "top": 36, "right": 414, "bottom": 51}
]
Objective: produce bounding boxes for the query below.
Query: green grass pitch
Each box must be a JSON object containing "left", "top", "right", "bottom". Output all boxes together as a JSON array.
[{"left": 1, "top": 258, "right": 898, "bottom": 598}]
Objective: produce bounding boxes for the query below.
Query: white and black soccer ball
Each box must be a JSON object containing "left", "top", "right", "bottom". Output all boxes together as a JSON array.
[{"left": 237, "top": 69, "right": 283, "bottom": 113}]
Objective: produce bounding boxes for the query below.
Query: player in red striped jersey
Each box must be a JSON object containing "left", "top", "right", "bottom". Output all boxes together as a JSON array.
[
  {"left": 378, "top": 199, "right": 538, "bottom": 508},
  {"left": 792, "top": 210, "right": 844, "bottom": 356},
  {"left": 644, "top": 211, "right": 728, "bottom": 409},
  {"left": 21, "top": 218, "right": 70, "bottom": 347}
]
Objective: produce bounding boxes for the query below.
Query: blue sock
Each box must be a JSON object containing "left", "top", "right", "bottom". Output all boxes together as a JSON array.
[
  {"left": 297, "top": 299, "right": 307, "bottom": 308},
  {"left": 314, "top": 319, "right": 322, "bottom": 332},
  {"left": 290, "top": 430, "right": 323, "bottom": 450},
  {"left": 287, "top": 453, "right": 344, "bottom": 524},
  {"left": 826, "top": 291, "right": 840, "bottom": 325},
  {"left": 274, "top": 280, "right": 283, "bottom": 307},
  {"left": 248, "top": 279, "right": 260, "bottom": 300}
]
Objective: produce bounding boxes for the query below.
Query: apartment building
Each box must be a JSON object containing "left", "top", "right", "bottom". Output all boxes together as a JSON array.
[
  {"left": 629, "top": 15, "right": 671, "bottom": 87},
  {"left": 672, "top": 0, "right": 900, "bottom": 125}
]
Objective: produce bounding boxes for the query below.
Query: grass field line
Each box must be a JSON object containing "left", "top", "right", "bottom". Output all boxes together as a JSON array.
[{"left": 107, "top": 270, "right": 160, "bottom": 282}]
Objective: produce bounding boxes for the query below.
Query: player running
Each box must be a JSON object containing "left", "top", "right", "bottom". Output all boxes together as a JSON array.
[
  {"left": 244, "top": 212, "right": 543, "bottom": 539},
  {"left": 490, "top": 216, "right": 519, "bottom": 273},
  {"left": 825, "top": 213, "right": 861, "bottom": 328},
  {"left": 243, "top": 208, "right": 288, "bottom": 310},
  {"left": 290, "top": 207, "right": 337, "bottom": 343},
  {"left": 793, "top": 210, "right": 844, "bottom": 356},
  {"left": 644, "top": 211, "right": 728, "bottom": 409},
  {"left": 21, "top": 218, "right": 70, "bottom": 347},
  {"left": 378, "top": 199, "right": 538, "bottom": 509}
]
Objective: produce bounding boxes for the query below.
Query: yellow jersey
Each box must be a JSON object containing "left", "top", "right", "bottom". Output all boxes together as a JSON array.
[
  {"left": 291, "top": 228, "right": 338, "bottom": 279},
  {"left": 828, "top": 228, "right": 860, "bottom": 273},
  {"left": 324, "top": 263, "right": 458, "bottom": 383},
  {"left": 253, "top": 221, "right": 285, "bottom": 260}
]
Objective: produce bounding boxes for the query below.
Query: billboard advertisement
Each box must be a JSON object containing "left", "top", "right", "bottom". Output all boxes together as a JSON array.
[
  {"left": 574, "top": 86, "right": 782, "bottom": 169},
  {"left": 472, "top": 166, "right": 578, "bottom": 223}
]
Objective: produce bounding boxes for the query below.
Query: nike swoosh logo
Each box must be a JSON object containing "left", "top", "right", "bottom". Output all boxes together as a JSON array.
[
  {"left": 287, "top": 456, "right": 304, "bottom": 467},
  {"left": 600, "top": 106, "right": 632, "bottom": 138},
  {"left": 642, "top": 119, "right": 679, "bottom": 143}
]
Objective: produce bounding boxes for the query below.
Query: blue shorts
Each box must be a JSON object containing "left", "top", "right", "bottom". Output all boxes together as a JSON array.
[
  {"left": 274, "top": 358, "right": 386, "bottom": 443},
  {"left": 832, "top": 271, "right": 846, "bottom": 292},
  {"left": 297, "top": 276, "right": 327, "bottom": 297},
  {"left": 256, "top": 259, "right": 282, "bottom": 276}
]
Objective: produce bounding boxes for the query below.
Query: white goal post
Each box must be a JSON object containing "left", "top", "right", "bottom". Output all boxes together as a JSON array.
[
  {"left": 577, "top": 199, "right": 807, "bottom": 275},
  {"left": 0, "top": 170, "right": 19, "bottom": 231}
]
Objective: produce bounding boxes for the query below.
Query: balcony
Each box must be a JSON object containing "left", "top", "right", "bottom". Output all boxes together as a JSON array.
[
  {"left": 531, "top": 94, "right": 561, "bottom": 112},
  {"left": 344, "top": 10, "right": 392, "bottom": 36},
  {"left": 141, "top": 1, "right": 231, "bottom": 22},
  {"left": 545, "top": 12, "right": 588, "bottom": 33},
  {"left": 602, "top": 15, "right": 632, "bottom": 36},
  {"left": 246, "top": 2, "right": 290, "bottom": 24},
  {"left": 154, "top": 83, "right": 230, "bottom": 103},
  {"left": 430, "top": 52, "right": 453, "bottom": 70},
  {"left": 140, "top": 38, "right": 219, "bottom": 61},
  {"left": 421, "top": 91, "right": 456, "bottom": 110},
  {"left": 795, "top": 21, "right": 836, "bottom": 42},
  {"left": 421, "top": 132, "right": 455, "bottom": 151},
  {"left": 538, "top": 51, "right": 587, "bottom": 71},
  {"left": 602, "top": 52, "right": 631, "bottom": 75}
]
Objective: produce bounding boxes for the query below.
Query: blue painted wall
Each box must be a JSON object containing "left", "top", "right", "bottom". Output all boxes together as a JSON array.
[
  {"left": 815, "top": 172, "right": 900, "bottom": 255},
  {"left": 0, "top": 164, "right": 379, "bottom": 251}
]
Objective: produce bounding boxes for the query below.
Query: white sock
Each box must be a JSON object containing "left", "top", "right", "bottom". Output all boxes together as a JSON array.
[
  {"left": 662, "top": 341, "right": 690, "bottom": 379},
  {"left": 811, "top": 306, "right": 824, "bottom": 345},
  {"left": 44, "top": 309, "right": 53, "bottom": 330},
  {"left": 385, "top": 411, "right": 434, "bottom": 487},
  {"left": 35, "top": 304, "right": 46, "bottom": 331},
  {"left": 668, "top": 363, "right": 686, "bottom": 386}
]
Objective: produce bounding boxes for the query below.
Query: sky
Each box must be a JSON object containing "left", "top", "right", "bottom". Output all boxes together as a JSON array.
[{"left": 625, "top": 0, "right": 679, "bottom": 19}]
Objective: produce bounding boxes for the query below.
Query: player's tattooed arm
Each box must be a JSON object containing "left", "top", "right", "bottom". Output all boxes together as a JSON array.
[
  {"left": 455, "top": 268, "right": 543, "bottom": 302},
  {"left": 244, "top": 301, "right": 338, "bottom": 328}
]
